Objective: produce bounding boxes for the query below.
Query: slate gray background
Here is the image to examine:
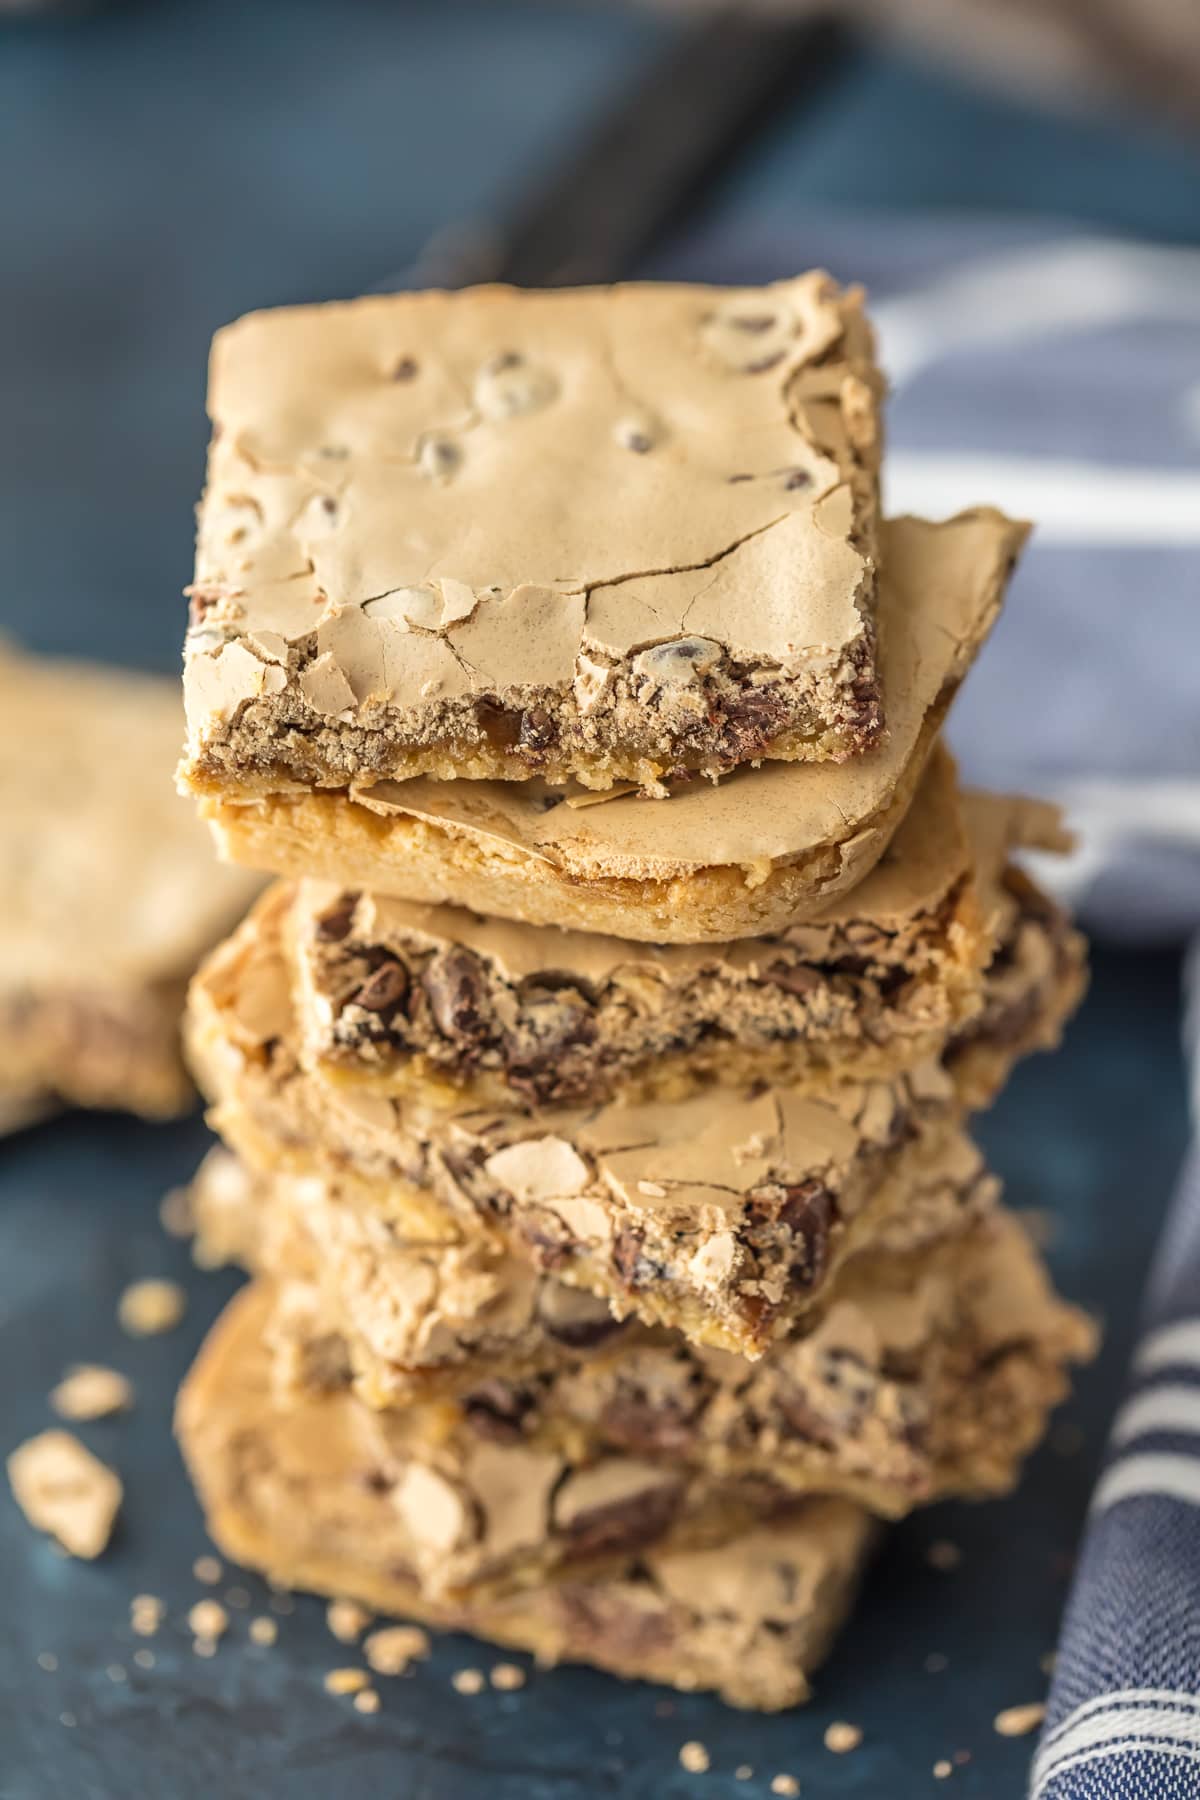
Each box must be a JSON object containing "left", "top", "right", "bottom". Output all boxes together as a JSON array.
[{"left": 1, "top": 4, "right": 1197, "bottom": 1795}]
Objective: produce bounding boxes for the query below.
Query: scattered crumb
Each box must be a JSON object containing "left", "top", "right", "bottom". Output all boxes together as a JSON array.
[
  {"left": 50, "top": 1365, "right": 133, "bottom": 1422},
  {"left": 8, "top": 1430, "right": 122, "bottom": 1559},
  {"left": 353, "top": 1689, "right": 381, "bottom": 1715},
  {"left": 679, "top": 1741, "right": 710, "bottom": 1774},
  {"left": 735, "top": 1769, "right": 754, "bottom": 1783},
  {"left": 249, "top": 1617, "right": 278, "bottom": 1647},
  {"left": 37, "top": 1652, "right": 58, "bottom": 1673},
  {"left": 490, "top": 1663, "right": 526, "bottom": 1692},
  {"left": 133, "top": 1649, "right": 155, "bottom": 1670},
  {"left": 365, "top": 1625, "right": 430, "bottom": 1676},
  {"left": 187, "top": 1600, "right": 229, "bottom": 1642},
  {"left": 825, "top": 1721, "right": 862, "bottom": 1754},
  {"left": 994, "top": 1703, "right": 1045, "bottom": 1738},
  {"left": 655, "top": 1699, "right": 676, "bottom": 1717},
  {"left": 159, "top": 1184, "right": 194, "bottom": 1238},
  {"left": 325, "top": 1668, "right": 370, "bottom": 1696},
  {"left": 770, "top": 1777, "right": 800, "bottom": 1797},
  {"left": 225, "top": 1586, "right": 250, "bottom": 1610},
  {"left": 953, "top": 1750, "right": 971, "bottom": 1766},
  {"left": 934, "top": 1760, "right": 952, "bottom": 1779},
  {"left": 327, "top": 1597, "right": 371, "bottom": 1643},
  {"left": 269, "top": 1590, "right": 294, "bottom": 1615},
  {"left": 59, "top": 1713, "right": 76, "bottom": 1729},
  {"left": 1040, "top": 1651, "right": 1057, "bottom": 1676},
  {"left": 452, "top": 1668, "right": 485, "bottom": 1696},
  {"left": 192, "top": 1555, "right": 222, "bottom": 1585},
  {"left": 193, "top": 1637, "right": 218, "bottom": 1659},
  {"left": 106, "top": 1664, "right": 126, "bottom": 1684},
  {"left": 118, "top": 1278, "right": 186, "bottom": 1336},
  {"left": 131, "top": 1594, "right": 165, "bottom": 1637},
  {"left": 924, "top": 1653, "right": 949, "bottom": 1673},
  {"left": 927, "top": 1540, "right": 962, "bottom": 1572}
]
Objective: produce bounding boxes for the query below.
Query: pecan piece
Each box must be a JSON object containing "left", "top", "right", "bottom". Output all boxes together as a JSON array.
[
  {"left": 421, "top": 948, "right": 491, "bottom": 1048},
  {"left": 352, "top": 958, "right": 411, "bottom": 1019},
  {"left": 315, "top": 892, "right": 360, "bottom": 943}
]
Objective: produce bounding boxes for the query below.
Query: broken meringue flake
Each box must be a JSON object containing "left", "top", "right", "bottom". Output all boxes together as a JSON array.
[{"left": 8, "top": 1430, "right": 122, "bottom": 1559}]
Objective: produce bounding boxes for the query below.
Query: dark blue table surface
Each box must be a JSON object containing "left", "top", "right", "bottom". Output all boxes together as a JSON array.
[{"left": 1, "top": 4, "right": 1197, "bottom": 1795}]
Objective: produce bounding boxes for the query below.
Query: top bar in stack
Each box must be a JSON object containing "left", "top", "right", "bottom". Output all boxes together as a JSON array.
[{"left": 180, "top": 275, "right": 884, "bottom": 802}]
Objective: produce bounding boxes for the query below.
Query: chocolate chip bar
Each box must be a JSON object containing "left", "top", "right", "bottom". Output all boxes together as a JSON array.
[
  {"left": 286, "top": 755, "right": 1084, "bottom": 1112},
  {"left": 191, "top": 1155, "right": 1094, "bottom": 1514},
  {"left": 180, "top": 276, "right": 884, "bottom": 803},
  {"left": 179, "top": 1283, "right": 829, "bottom": 1601},
  {"left": 195, "top": 510, "right": 1027, "bottom": 944},
  {"left": 0, "top": 644, "right": 262, "bottom": 1123},
  {"left": 187, "top": 896, "right": 994, "bottom": 1357},
  {"left": 177, "top": 1282, "right": 876, "bottom": 1709}
]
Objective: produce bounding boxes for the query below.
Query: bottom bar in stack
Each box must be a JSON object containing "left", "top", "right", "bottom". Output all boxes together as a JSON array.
[
  {"left": 178, "top": 1283, "right": 876, "bottom": 1711},
  {"left": 176, "top": 1155, "right": 1094, "bottom": 1706}
]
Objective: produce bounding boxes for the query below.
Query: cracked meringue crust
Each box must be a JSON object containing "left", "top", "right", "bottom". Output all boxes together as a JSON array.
[
  {"left": 177, "top": 1280, "right": 876, "bottom": 1708},
  {"left": 180, "top": 276, "right": 886, "bottom": 799}
]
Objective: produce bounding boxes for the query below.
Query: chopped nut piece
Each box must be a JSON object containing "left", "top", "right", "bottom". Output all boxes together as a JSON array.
[
  {"left": 225, "top": 1586, "right": 250, "bottom": 1610},
  {"left": 451, "top": 1668, "right": 485, "bottom": 1695},
  {"left": 50, "top": 1365, "right": 133, "bottom": 1421},
  {"left": 353, "top": 1689, "right": 381, "bottom": 1714},
  {"left": 993, "top": 1702, "right": 1045, "bottom": 1738},
  {"left": 770, "top": 1778, "right": 800, "bottom": 1797},
  {"left": 8, "top": 1430, "right": 121, "bottom": 1559},
  {"left": 249, "top": 1616, "right": 278, "bottom": 1646},
  {"left": 187, "top": 1600, "right": 229, "bottom": 1641},
  {"left": 118, "top": 1278, "right": 186, "bottom": 1336},
  {"left": 106, "top": 1664, "right": 126, "bottom": 1683},
  {"left": 490, "top": 1663, "right": 526, "bottom": 1692},
  {"left": 193, "top": 1637, "right": 218, "bottom": 1658},
  {"left": 326, "top": 1597, "right": 371, "bottom": 1643},
  {"left": 192, "top": 1554, "right": 222, "bottom": 1585},
  {"left": 825, "top": 1721, "right": 862, "bottom": 1754},
  {"left": 735, "top": 1769, "right": 754, "bottom": 1784},
  {"left": 926, "top": 1539, "right": 962, "bottom": 1572},
  {"left": 364, "top": 1624, "right": 431, "bottom": 1676},
  {"left": 679, "top": 1741, "right": 710, "bottom": 1773},
  {"left": 934, "top": 1761, "right": 952, "bottom": 1779},
  {"left": 59, "top": 1713, "right": 76, "bottom": 1729},
  {"left": 133, "top": 1649, "right": 155, "bottom": 1670},
  {"left": 325, "top": 1667, "right": 370, "bottom": 1696},
  {"left": 37, "top": 1652, "right": 58, "bottom": 1673}
]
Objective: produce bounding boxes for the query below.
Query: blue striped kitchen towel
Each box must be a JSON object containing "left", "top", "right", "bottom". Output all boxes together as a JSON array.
[{"left": 1031, "top": 943, "right": 1200, "bottom": 1799}]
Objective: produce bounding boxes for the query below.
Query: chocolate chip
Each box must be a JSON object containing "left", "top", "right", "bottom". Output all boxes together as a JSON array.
[
  {"left": 561, "top": 1479, "right": 683, "bottom": 1560},
  {"left": 315, "top": 893, "right": 360, "bottom": 943},
  {"left": 777, "top": 1181, "right": 835, "bottom": 1289},
  {"left": 744, "top": 351, "right": 785, "bottom": 374},
  {"left": 462, "top": 1380, "right": 534, "bottom": 1443},
  {"left": 391, "top": 355, "right": 419, "bottom": 382},
  {"left": 421, "top": 949, "right": 490, "bottom": 1047},
  {"left": 777, "top": 1390, "right": 838, "bottom": 1448},
  {"left": 517, "top": 707, "right": 557, "bottom": 758},
  {"left": 714, "top": 685, "right": 790, "bottom": 762},
  {"left": 783, "top": 467, "right": 812, "bottom": 490},
  {"left": 764, "top": 960, "right": 823, "bottom": 997},
  {"left": 599, "top": 1394, "right": 701, "bottom": 1458},
  {"left": 728, "top": 312, "right": 776, "bottom": 334},
  {"left": 612, "top": 1229, "right": 668, "bottom": 1289},
  {"left": 535, "top": 1285, "right": 622, "bottom": 1349},
  {"left": 486, "top": 350, "right": 524, "bottom": 373},
  {"left": 353, "top": 959, "right": 410, "bottom": 1019}
]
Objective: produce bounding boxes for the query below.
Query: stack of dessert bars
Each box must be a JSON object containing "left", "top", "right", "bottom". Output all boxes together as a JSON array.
[{"left": 174, "top": 276, "right": 1094, "bottom": 1710}]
